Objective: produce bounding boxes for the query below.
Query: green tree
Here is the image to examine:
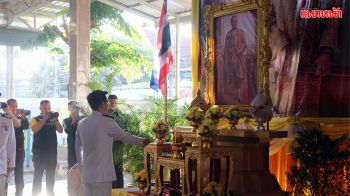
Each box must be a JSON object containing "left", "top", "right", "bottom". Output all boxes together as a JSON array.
[{"left": 28, "top": 1, "right": 152, "bottom": 84}]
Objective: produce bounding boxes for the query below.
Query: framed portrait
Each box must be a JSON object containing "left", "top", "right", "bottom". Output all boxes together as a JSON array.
[{"left": 203, "top": 0, "right": 271, "bottom": 110}]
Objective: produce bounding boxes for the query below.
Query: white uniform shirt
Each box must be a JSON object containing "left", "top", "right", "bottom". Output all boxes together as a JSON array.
[
  {"left": 0, "top": 115, "right": 15, "bottom": 175},
  {"left": 76, "top": 111, "right": 144, "bottom": 183}
]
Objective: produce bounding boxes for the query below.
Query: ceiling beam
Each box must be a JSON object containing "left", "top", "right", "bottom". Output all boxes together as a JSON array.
[
  {"left": 17, "top": 16, "right": 34, "bottom": 29},
  {"left": 98, "top": 0, "right": 156, "bottom": 21},
  {"left": 5, "top": 0, "right": 54, "bottom": 25},
  {"left": 172, "top": 0, "right": 190, "bottom": 8},
  {"left": 131, "top": 0, "right": 177, "bottom": 17}
]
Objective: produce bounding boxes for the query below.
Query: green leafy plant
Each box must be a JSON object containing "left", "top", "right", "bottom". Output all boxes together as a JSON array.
[
  {"left": 287, "top": 127, "right": 350, "bottom": 195},
  {"left": 114, "top": 97, "right": 188, "bottom": 175}
]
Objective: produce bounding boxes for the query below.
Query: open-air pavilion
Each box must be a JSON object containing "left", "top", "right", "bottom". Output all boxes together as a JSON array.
[{"left": 0, "top": 1, "right": 349, "bottom": 196}]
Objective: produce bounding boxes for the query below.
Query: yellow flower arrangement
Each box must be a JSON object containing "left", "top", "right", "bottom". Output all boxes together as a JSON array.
[
  {"left": 202, "top": 181, "right": 223, "bottom": 196},
  {"left": 151, "top": 120, "right": 169, "bottom": 133},
  {"left": 224, "top": 106, "right": 242, "bottom": 121},
  {"left": 185, "top": 107, "right": 205, "bottom": 123},
  {"left": 197, "top": 119, "right": 218, "bottom": 137},
  {"left": 134, "top": 170, "right": 147, "bottom": 183},
  {"left": 205, "top": 106, "right": 223, "bottom": 119}
]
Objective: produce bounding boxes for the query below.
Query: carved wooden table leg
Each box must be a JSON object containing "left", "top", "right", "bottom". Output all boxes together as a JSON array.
[
  {"left": 181, "top": 167, "right": 186, "bottom": 196},
  {"left": 196, "top": 154, "right": 203, "bottom": 196},
  {"left": 185, "top": 154, "right": 191, "bottom": 195},
  {"left": 157, "top": 164, "right": 164, "bottom": 196},
  {"left": 144, "top": 149, "right": 151, "bottom": 194}
]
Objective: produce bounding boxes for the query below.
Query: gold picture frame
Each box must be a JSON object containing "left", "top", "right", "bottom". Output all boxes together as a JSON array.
[{"left": 203, "top": 0, "right": 271, "bottom": 111}]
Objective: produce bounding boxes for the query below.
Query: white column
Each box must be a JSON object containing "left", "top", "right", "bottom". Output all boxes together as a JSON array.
[
  {"left": 175, "top": 17, "right": 180, "bottom": 98},
  {"left": 69, "top": 0, "right": 90, "bottom": 102},
  {"left": 6, "top": 46, "right": 14, "bottom": 99}
]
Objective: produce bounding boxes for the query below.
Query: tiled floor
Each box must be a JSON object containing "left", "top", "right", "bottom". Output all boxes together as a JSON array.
[{"left": 7, "top": 172, "right": 133, "bottom": 196}]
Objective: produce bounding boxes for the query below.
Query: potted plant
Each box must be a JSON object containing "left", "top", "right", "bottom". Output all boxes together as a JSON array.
[
  {"left": 205, "top": 106, "right": 223, "bottom": 125},
  {"left": 287, "top": 127, "right": 350, "bottom": 195},
  {"left": 197, "top": 119, "right": 218, "bottom": 148},
  {"left": 134, "top": 170, "right": 147, "bottom": 192},
  {"left": 224, "top": 106, "right": 242, "bottom": 130},
  {"left": 185, "top": 107, "right": 205, "bottom": 132},
  {"left": 151, "top": 120, "right": 169, "bottom": 144},
  {"left": 202, "top": 181, "right": 223, "bottom": 196}
]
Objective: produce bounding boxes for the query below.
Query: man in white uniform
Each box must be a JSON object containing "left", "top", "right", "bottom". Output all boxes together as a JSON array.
[
  {"left": 76, "top": 90, "right": 149, "bottom": 196},
  {"left": 0, "top": 103, "right": 16, "bottom": 196}
]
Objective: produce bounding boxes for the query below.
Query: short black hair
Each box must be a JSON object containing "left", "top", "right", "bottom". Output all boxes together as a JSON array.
[
  {"left": 68, "top": 101, "right": 76, "bottom": 106},
  {"left": 108, "top": 94, "right": 118, "bottom": 100},
  {"left": 7, "top": 99, "right": 17, "bottom": 105},
  {"left": 87, "top": 90, "right": 108, "bottom": 110},
  {"left": 40, "top": 100, "right": 50, "bottom": 105}
]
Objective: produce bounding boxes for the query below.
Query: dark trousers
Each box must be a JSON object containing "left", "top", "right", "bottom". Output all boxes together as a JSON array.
[
  {"left": 112, "top": 161, "right": 124, "bottom": 188},
  {"left": 67, "top": 146, "right": 77, "bottom": 170},
  {"left": 14, "top": 150, "right": 25, "bottom": 196},
  {"left": 32, "top": 154, "right": 57, "bottom": 196}
]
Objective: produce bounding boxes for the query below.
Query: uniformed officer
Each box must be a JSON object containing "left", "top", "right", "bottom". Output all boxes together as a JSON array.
[
  {"left": 6, "top": 99, "right": 29, "bottom": 196},
  {"left": 108, "top": 94, "right": 126, "bottom": 188},
  {"left": 0, "top": 106, "right": 16, "bottom": 196},
  {"left": 30, "top": 100, "right": 63, "bottom": 196},
  {"left": 76, "top": 90, "right": 149, "bottom": 196}
]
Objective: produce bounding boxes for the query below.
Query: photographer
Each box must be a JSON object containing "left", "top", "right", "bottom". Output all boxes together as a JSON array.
[
  {"left": 30, "top": 100, "right": 63, "bottom": 196},
  {"left": 62, "top": 101, "right": 84, "bottom": 170},
  {"left": 6, "top": 99, "right": 29, "bottom": 196}
]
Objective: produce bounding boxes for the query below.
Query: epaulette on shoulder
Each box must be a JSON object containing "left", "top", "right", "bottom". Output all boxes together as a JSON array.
[
  {"left": 0, "top": 113, "right": 11, "bottom": 119},
  {"left": 103, "top": 114, "right": 114, "bottom": 119}
]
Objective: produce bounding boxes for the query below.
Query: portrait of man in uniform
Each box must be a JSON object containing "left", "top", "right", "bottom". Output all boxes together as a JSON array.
[{"left": 215, "top": 10, "right": 257, "bottom": 105}]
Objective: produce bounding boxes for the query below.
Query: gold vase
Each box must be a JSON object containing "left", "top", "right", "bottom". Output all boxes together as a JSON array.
[
  {"left": 191, "top": 121, "right": 200, "bottom": 132},
  {"left": 228, "top": 119, "right": 239, "bottom": 130},
  {"left": 155, "top": 130, "right": 167, "bottom": 144}
]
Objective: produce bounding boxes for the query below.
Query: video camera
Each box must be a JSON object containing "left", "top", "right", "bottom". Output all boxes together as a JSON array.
[
  {"left": 0, "top": 102, "right": 7, "bottom": 109},
  {"left": 49, "top": 112, "right": 59, "bottom": 119},
  {"left": 18, "top": 109, "right": 31, "bottom": 115}
]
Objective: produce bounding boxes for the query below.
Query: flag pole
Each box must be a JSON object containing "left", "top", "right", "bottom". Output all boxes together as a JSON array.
[{"left": 164, "top": 75, "right": 168, "bottom": 124}]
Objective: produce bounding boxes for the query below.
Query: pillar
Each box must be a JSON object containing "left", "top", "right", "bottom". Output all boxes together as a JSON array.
[
  {"left": 6, "top": 46, "right": 14, "bottom": 99},
  {"left": 69, "top": 0, "right": 90, "bottom": 102}
]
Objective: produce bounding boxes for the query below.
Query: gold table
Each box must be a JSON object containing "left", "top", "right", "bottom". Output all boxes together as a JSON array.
[{"left": 143, "top": 143, "right": 172, "bottom": 194}]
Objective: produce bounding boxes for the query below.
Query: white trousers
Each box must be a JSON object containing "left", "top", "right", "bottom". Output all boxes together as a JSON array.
[
  {"left": 84, "top": 182, "right": 111, "bottom": 196},
  {"left": 0, "top": 175, "right": 6, "bottom": 196}
]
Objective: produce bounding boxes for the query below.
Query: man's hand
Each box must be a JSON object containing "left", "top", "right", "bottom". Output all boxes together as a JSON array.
[
  {"left": 7, "top": 167, "right": 14, "bottom": 176},
  {"left": 314, "top": 53, "right": 331, "bottom": 77},
  {"left": 42, "top": 113, "right": 50, "bottom": 122},
  {"left": 143, "top": 139, "right": 150, "bottom": 147}
]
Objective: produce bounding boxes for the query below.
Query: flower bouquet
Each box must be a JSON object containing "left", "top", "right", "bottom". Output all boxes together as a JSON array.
[
  {"left": 224, "top": 106, "right": 242, "bottom": 130},
  {"left": 202, "top": 181, "right": 223, "bottom": 196},
  {"left": 185, "top": 107, "right": 205, "bottom": 132},
  {"left": 134, "top": 170, "right": 147, "bottom": 192},
  {"left": 205, "top": 106, "right": 223, "bottom": 124},
  {"left": 151, "top": 120, "right": 169, "bottom": 144},
  {"left": 197, "top": 119, "right": 218, "bottom": 148}
]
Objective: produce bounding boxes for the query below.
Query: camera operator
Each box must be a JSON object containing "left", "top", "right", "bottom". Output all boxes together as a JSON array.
[
  {"left": 30, "top": 100, "right": 63, "bottom": 196},
  {"left": 62, "top": 101, "right": 84, "bottom": 170},
  {"left": 6, "top": 99, "right": 29, "bottom": 196}
]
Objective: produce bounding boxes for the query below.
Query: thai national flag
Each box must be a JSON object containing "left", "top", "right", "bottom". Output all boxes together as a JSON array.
[{"left": 150, "top": 0, "right": 173, "bottom": 95}]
